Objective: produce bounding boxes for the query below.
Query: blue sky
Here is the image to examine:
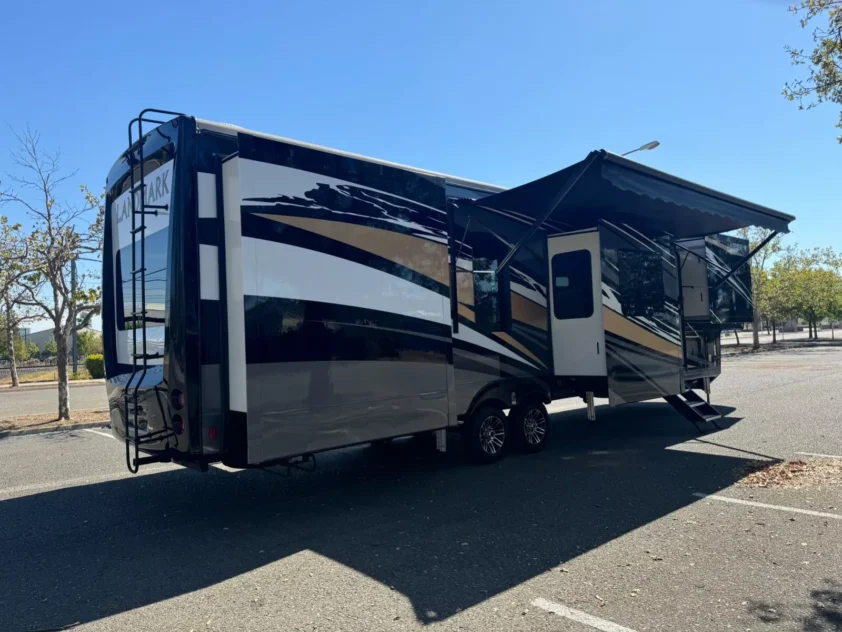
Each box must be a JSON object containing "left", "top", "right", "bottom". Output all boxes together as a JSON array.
[{"left": 1, "top": 0, "right": 839, "bottom": 332}]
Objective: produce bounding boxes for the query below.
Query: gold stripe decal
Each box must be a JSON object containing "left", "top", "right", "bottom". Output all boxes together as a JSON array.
[
  {"left": 602, "top": 307, "right": 681, "bottom": 359},
  {"left": 254, "top": 214, "right": 449, "bottom": 286},
  {"left": 492, "top": 332, "right": 547, "bottom": 368}
]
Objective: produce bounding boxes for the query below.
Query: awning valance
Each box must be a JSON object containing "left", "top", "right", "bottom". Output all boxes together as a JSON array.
[{"left": 471, "top": 151, "right": 794, "bottom": 238}]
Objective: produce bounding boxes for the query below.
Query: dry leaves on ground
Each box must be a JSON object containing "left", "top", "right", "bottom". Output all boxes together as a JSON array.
[{"left": 737, "top": 459, "right": 842, "bottom": 489}]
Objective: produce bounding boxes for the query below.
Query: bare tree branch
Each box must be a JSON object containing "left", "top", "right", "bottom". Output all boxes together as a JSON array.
[{"left": 1, "top": 126, "right": 104, "bottom": 417}]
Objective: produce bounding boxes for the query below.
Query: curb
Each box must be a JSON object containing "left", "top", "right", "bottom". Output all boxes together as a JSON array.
[
  {"left": 0, "top": 421, "right": 111, "bottom": 439},
  {"left": 0, "top": 380, "right": 106, "bottom": 392}
]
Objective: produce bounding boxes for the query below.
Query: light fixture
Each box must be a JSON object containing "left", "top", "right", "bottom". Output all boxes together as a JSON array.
[{"left": 621, "top": 141, "right": 660, "bottom": 157}]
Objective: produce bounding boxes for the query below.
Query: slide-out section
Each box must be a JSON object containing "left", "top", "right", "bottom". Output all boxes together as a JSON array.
[{"left": 225, "top": 142, "right": 454, "bottom": 465}]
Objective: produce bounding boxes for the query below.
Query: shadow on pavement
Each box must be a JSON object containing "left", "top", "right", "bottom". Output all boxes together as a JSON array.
[
  {"left": 746, "top": 579, "right": 842, "bottom": 631},
  {"left": 2, "top": 402, "right": 753, "bottom": 630}
]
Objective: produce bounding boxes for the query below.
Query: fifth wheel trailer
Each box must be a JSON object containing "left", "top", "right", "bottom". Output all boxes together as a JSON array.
[{"left": 103, "top": 110, "right": 795, "bottom": 473}]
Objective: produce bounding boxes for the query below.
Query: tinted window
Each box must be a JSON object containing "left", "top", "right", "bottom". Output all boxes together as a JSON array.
[
  {"left": 473, "top": 258, "right": 499, "bottom": 330},
  {"left": 552, "top": 250, "right": 593, "bottom": 320},
  {"left": 616, "top": 249, "right": 665, "bottom": 317}
]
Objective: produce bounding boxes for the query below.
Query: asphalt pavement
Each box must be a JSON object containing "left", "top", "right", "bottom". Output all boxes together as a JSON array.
[
  {"left": 1, "top": 348, "right": 841, "bottom": 631},
  {"left": 0, "top": 383, "right": 107, "bottom": 417}
]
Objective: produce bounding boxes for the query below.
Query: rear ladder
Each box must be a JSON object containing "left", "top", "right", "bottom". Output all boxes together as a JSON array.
[{"left": 124, "top": 109, "right": 184, "bottom": 473}]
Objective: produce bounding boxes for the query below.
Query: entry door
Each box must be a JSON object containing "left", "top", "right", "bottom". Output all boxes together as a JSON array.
[{"left": 547, "top": 230, "right": 606, "bottom": 377}]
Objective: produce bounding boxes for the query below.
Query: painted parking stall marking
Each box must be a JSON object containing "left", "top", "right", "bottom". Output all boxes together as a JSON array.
[
  {"left": 531, "top": 598, "right": 637, "bottom": 632},
  {"left": 796, "top": 451, "right": 842, "bottom": 460},
  {"left": 693, "top": 493, "right": 842, "bottom": 521},
  {"left": 84, "top": 428, "right": 116, "bottom": 440}
]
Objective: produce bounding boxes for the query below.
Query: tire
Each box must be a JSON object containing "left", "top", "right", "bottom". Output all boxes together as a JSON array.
[
  {"left": 510, "top": 400, "right": 550, "bottom": 453},
  {"left": 464, "top": 403, "right": 509, "bottom": 464}
]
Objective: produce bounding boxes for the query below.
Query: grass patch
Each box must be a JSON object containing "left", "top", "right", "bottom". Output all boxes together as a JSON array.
[
  {"left": 0, "top": 367, "right": 92, "bottom": 386},
  {"left": 0, "top": 408, "right": 110, "bottom": 434}
]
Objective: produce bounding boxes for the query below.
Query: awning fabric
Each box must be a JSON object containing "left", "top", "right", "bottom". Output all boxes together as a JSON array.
[{"left": 471, "top": 151, "right": 794, "bottom": 238}]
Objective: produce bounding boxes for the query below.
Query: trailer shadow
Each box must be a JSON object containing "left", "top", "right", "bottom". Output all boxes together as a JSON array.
[{"left": 2, "top": 402, "right": 755, "bottom": 630}]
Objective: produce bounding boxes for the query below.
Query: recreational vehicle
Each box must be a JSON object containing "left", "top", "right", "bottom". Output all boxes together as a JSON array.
[{"left": 103, "top": 110, "right": 794, "bottom": 473}]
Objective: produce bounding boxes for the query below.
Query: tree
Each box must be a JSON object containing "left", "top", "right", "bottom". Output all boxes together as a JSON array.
[
  {"left": 738, "top": 227, "right": 783, "bottom": 350},
  {"left": 0, "top": 127, "right": 103, "bottom": 418},
  {"left": 43, "top": 337, "right": 57, "bottom": 357},
  {"left": 784, "top": 1, "right": 842, "bottom": 142},
  {"left": 0, "top": 215, "right": 37, "bottom": 387},
  {"left": 76, "top": 329, "right": 103, "bottom": 356}
]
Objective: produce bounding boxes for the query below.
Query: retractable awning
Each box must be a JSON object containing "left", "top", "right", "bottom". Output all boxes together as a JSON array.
[{"left": 472, "top": 150, "right": 795, "bottom": 238}]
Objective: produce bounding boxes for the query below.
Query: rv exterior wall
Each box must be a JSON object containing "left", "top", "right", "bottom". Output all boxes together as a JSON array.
[{"left": 213, "top": 132, "right": 551, "bottom": 465}]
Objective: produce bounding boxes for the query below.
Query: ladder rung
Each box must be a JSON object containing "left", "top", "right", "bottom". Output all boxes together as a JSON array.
[
  {"left": 144, "top": 204, "right": 169, "bottom": 210},
  {"left": 137, "top": 210, "right": 159, "bottom": 216},
  {"left": 687, "top": 400, "right": 706, "bottom": 408},
  {"left": 131, "top": 226, "right": 146, "bottom": 234},
  {"left": 131, "top": 309, "right": 148, "bottom": 316},
  {"left": 131, "top": 268, "right": 146, "bottom": 275},
  {"left": 133, "top": 352, "right": 163, "bottom": 360}
]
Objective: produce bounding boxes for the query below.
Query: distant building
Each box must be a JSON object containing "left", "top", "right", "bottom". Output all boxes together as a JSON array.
[{"left": 23, "top": 328, "right": 93, "bottom": 351}]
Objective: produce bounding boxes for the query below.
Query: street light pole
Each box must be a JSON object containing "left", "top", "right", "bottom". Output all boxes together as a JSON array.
[
  {"left": 71, "top": 259, "right": 78, "bottom": 375},
  {"left": 68, "top": 255, "right": 100, "bottom": 375},
  {"left": 621, "top": 140, "right": 661, "bottom": 157}
]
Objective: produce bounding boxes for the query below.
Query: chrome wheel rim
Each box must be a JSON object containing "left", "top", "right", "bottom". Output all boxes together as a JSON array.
[
  {"left": 478, "top": 415, "right": 506, "bottom": 455},
  {"left": 522, "top": 408, "right": 547, "bottom": 445}
]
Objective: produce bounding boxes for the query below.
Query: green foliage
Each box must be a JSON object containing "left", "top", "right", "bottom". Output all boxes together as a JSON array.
[
  {"left": 26, "top": 341, "right": 39, "bottom": 359},
  {"left": 84, "top": 353, "right": 105, "bottom": 379},
  {"left": 0, "top": 333, "right": 29, "bottom": 361},
  {"left": 76, "top": 329, "right": 103, "bottom": 356},
  {"left": 784, "top": 1, "right": 842, "bottom": 142},
  {"left": 43, "top": 337, "right": 57, "bottom": 356},
  {"left": 13, "top": 335, "right": 30, "bottom": 361},
  {"left": 762, "top": 244, "right": 842, "bottom": 338}
]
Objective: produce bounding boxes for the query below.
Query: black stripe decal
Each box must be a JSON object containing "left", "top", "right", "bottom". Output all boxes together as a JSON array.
[
  {"left": 237, "top": 132, "right": 447, "bottom": 211},
  {"left": 198, "top": 218, "right": 217, "bottom": 245},
  {"left": 200, "top": 300, "right": 222, "bottom": 365},
  {"left": 240, "top": 212, "right": 449, "bottom": 297},
  {"left": 243, "top": 296, "right": 449, "bottom": 365}
]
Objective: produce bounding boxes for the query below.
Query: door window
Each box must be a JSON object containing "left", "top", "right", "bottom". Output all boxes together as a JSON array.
[{"left": 551, "top": 250, "right": 593, "bottom": 320}]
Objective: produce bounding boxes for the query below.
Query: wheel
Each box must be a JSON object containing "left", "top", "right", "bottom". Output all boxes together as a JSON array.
[
  {"left": 464, "top": 404, "right": 509, "bottom": 464},
  {"left": 510, "top": 400, "right": 550, "bottom": 453}
]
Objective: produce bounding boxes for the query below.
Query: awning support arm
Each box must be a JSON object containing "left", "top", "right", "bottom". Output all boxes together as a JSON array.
[
  {"left": 711, "top": 231, "right": 778, "bottom": 291},
  {"left": 496, "top": 152, "right": 600, "bottom": 274}
]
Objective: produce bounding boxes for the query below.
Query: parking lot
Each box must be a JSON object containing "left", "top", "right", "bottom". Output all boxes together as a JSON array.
[{"left": 1, "top": 347, "right": 841, "bottom": 632}]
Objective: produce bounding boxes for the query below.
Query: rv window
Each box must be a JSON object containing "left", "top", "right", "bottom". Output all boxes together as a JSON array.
[
  {"left": 617, "top": 250, "right": 664, "bottom": 317},
  {"left": 473, "top": 258, "right": 501, "bottom": 330},
  {"left": 551, "top": 250, "right": 593, "bottom": 320}
]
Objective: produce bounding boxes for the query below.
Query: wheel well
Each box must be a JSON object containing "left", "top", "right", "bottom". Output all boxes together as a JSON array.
[{"left": 461, "top": 379, "right": 551, "bottom": 421}]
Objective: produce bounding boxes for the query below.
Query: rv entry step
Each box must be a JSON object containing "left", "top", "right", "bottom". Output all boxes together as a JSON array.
[{"left": 664, "top": 390, "right": 722, "bottom": 433}]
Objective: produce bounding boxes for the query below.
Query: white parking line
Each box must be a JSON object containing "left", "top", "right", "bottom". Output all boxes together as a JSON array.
[
  {"left": 796, "top": 451, "right": 842, "bottom": 460},
  {"left": 693, "top": 493, "right": 842, "bottom": 521},
  {"left": 210, "top": 463, "right": 241, "bottom": 472},
  {"left": 84, "top": 428, "right": 116, "bottom": 440},
  {"left": 531, "top": 598, "right": 637, "bottom": 632}
]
